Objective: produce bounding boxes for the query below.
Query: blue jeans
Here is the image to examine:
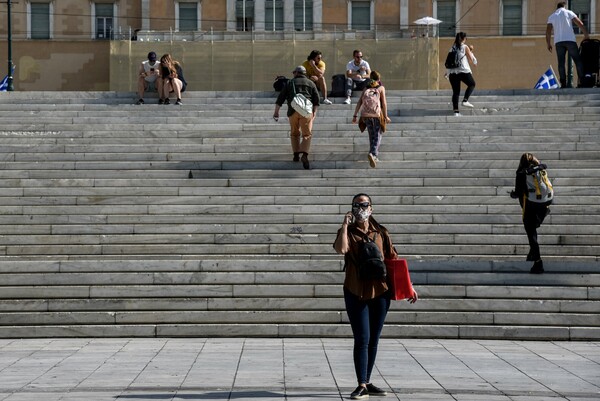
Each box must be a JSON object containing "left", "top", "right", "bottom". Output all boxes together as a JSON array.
[
  {"left": 365, "top": 117, "right": 382, "bottom": 156},
  {"left": 344, "top": 287, "right": 391, "bottom": 384},
  {"left": 555, "top": 41, "right": 584, "bottom": 87}
]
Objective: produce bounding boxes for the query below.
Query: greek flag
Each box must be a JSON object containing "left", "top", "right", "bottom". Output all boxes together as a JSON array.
[
  {"left": 0, "top": 74, "right": 8, "bottom": 92},
  {"left": 534, "top": 66, "right": 559, "bottom": 89}
]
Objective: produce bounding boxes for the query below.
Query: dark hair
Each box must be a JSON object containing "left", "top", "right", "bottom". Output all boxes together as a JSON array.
[
  {"left": 352, "top": 193, "right": 372, "bottom": 206},
  {"left": 353, "top": 49, "right": 362, "bottom": 57},
  {"left": 557, "top": 2, "right": 566, "bottom": 8},
  {"left": 454, "top": 32, "right": 467, "bottom": 47},
  {"left": 517, "top": 152, "right": 540, "bottom": 172},
  {"left": 307, "top": 50, "right": 322, "bottom": 61}
]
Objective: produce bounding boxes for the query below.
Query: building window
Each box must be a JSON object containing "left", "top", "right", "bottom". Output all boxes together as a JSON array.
[
  {"left": 95, "top": 3, "right": 114, "bottom": 39},
  {"left": 294, "top": 0, "right": 313, "bottom": 31},
  {"left": 29, "top": 2, "right": 51, "bottom": 39},
  {"left": 265, "top": 0, "right": 283, "bottom": 31},
  {"left": 351, "top": 1, "right": 370, "bottom": 30},
  {"left": 502, "top": 0, "right": 522, "bottom": 36},
  {"left": 178, "top": 2, "right": 199, "bottom": 31},
  {"left": 571, "top": 0, "right": 590, "bottom": 33},
  {"left": 236, "top": 0, "right": 254, "bottom": 31},
  {"left": 436, "top": 0, "right": 456, "bottom": 37}
]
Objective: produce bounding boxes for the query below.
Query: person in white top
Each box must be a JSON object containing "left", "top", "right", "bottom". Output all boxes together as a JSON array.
[
  {"left": 136, "top": 51, "right": 162, "bottom": 105},
  {"left": 344, "top": 50, "right": 372, "bottom": 105},
  {"left": 546, "top": 1, "right": 589, "bottom": 88},
  {"left": 446, "top": 32, "right": 477, "bottom": 116}
]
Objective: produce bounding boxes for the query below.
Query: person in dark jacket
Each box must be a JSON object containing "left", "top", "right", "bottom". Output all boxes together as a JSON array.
[
  {"left": 273, "top": 65, "right": 320, "bottom": 169},
  {"left": 510, "top": 153, "right": 553, "bottom": 274}
]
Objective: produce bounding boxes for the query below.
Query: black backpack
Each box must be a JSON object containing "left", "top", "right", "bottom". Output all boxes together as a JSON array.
[
  {"left": 444, "top": 45, "right": 462, "bottom": 69},
  {"left": 273, "top": 76, "right": 289, "bottom": 92},
  {"left": 330, "top": 74, "right": 346, "bottom": 97},
  {"left": 356, "top": 232, "right": 386, "bottom": 280}
]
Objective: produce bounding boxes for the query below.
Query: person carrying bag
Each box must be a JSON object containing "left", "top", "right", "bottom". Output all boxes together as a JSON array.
[{"left": 333, "top": 193, "right": 417, "bottom": 400}]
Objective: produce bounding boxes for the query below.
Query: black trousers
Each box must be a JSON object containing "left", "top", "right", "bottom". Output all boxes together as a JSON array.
[
  {"left": 449, "top": 72, "right": 476, "bottom": 111},
  {"left": 522, "top": 200, "right": 551, "bottom": 261}
]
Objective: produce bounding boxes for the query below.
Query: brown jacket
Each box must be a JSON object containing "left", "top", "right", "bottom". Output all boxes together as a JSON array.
[{"left": 336, "top": 220, "right": 397, "bottom": 300}]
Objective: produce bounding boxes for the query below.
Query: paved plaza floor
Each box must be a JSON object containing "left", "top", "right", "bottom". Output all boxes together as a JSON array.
[{"left": 0, "top": 338, "right": 598, "bottom": 401}]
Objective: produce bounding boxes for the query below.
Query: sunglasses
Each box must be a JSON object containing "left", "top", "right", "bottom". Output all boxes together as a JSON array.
[
  {"left": 355, "top": 55, "right": 363, "bottom": 59},
  {"left": 352, "top": 202, "right": 370, "bottom": 209}
]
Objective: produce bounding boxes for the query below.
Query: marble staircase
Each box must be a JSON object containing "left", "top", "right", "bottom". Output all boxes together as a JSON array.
[{"left": 0, "top": 89, "right": 598, "bottom": 339}]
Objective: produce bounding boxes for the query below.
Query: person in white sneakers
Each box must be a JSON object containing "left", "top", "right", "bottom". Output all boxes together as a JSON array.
[
  {"left": 302, "top": 50, "right": 333, "bottom": 105},
  {"left": 352, "top": 71, "right": 391, "bottom": 169},
  {"left": 446, "top": 32, "right": 477, "bottom": 116},
  {"left": 344, "top": 50, "right": 371, "bottom": 105}
]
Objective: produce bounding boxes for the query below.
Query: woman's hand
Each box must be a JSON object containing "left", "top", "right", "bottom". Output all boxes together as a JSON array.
[
  {"left": 343, "top": 211, "right": 353, "bottom": 226},
  {"left": 407, "top": 290, "right": 418, "bottom": 304}
]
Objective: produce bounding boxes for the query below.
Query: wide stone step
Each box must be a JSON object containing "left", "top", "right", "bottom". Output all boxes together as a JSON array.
[{"left": 0, "top": 323, "right": 596, "bottom": 340}]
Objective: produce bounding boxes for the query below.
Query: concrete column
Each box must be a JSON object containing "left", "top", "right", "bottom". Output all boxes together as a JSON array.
[
  {"left": 227, "top": 0, "right": 236, "bottom": 31},
  {"left": 313, "top": 0, "right": 322, "bottom": 31},
  {"left": 283, "top": 0, "right": 294, "bottom": 31},
  {"left": 255, "top": 0, "right": 265, "bottom": 31},
  {"left": 141, "top": 0, "right": 150, "bottom": 30},
  {"left": 400, "top": 0, "right": 408, "bottom": 30}
]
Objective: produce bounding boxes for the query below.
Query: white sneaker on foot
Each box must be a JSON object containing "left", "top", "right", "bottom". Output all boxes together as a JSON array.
[
  {"left": 462, "top": 100, "right": 474, "bottom": 108},
  {"left": 343, "top": 97, "right": 351, "bottom": 104},
  {"left": 322, "top": 98, "right": 332, "bottom": 105},
  {"left": 368, "top": 153, "right": 377, "bottom": 168},
  {"left": 454, "top": 112, "right": 461, "bottom": 117}
]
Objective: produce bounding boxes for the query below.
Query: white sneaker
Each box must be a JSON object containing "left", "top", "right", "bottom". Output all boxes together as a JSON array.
[
  {"left": 368, "top": 153, "right": 377, "bottom": 168},
  {"left": 343, "top": 97, "right": 351, "bottom": 104},
  {"left": 462, "top": 100, "right": 474, "bottom": 108},
  {"left": 322, "top": 98, "right": 333, "bottom": 105},
  {"left": 454, "top": 112, "right": 461, "bottom": 117}
]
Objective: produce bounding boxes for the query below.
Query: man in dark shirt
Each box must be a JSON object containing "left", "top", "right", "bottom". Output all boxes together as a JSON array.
[{"left": 273, "top": 66, "right": 320, "bottom": 169}]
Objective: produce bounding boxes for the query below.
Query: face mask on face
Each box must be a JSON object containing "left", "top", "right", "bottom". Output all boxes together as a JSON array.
[{"left": 352, "top": 208, "right": 372, "bottom": 222}]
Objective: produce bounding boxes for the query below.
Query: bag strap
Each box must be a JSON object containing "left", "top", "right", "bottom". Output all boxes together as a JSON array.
[{"left": 342, "top": 230, "right": 378, "bottom": 272}]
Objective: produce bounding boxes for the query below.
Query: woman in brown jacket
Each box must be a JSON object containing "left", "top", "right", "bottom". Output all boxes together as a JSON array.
[{"left": 334, "top": 193, "right": 417, "bottom": 399}]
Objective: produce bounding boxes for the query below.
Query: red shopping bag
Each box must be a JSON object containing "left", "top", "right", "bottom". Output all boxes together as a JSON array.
[{"left": 385, "top": 259, "right": 414, "bottom": 301}]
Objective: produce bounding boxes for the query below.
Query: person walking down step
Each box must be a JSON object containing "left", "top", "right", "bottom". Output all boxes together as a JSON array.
[
  {"left": 510, "top": 153, "right": 554, "bottom": 274},
  {"left": 334, "top": 193, "right": 417, "bottom": 400},
  {"left": 273, "top": 65, "right": 320, "bottom": 170},
  {"left": 446, "top": 32, "right": 477, "bottom": 116},
  {"left": 352, "top": 71, "right": 391, "bottom": 169}
]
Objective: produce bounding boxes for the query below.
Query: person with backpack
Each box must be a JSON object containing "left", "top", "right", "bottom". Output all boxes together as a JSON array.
[
  {"left": 446, "top": 32, "right": 477, "bottom": 116},
  {"left": 510, "top": 153, "right": 554, "bottom": 274},
  {"left": 334, "top": 193, "right": 418, "bottom": 400},
  {"left": 273, "top": 65, "right": 321, "bottom": 170},
  {"left": 351, "top": 71, "right": 391, "bottom": 169}
]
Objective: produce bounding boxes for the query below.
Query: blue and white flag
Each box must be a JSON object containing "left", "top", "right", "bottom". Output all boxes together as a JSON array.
[
  {"left": 534, "top": 66, "right": 559, "bottom": 89},
  {"left": 0, "top": 74, "right": 8, "bottom": 92}
]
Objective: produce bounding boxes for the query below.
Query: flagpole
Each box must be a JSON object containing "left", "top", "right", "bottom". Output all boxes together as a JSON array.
[{"left": 6, "top": 0, "right": 14, "bottom": 91}]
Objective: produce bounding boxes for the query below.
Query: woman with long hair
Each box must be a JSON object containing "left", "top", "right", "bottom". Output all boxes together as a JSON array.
[
  {"left": 334, "top": 193, "right": 417, "bottom": 399},
  {"left": 446, "top": 32, "right": 477, "bottom": 116},
  {"left": 158, "top": 53, "right": 187, "bottom": 105},
  {"left": 352, "top": 71, "right": 391, "bottom": 169},
  {"left": 510, "top": 153, "right": 554, "bottom": 274}
]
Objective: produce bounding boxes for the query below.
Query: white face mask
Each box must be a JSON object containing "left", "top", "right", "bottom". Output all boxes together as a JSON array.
[{"left": 353, "top": 208, "right": 372, "bottom": 222}]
